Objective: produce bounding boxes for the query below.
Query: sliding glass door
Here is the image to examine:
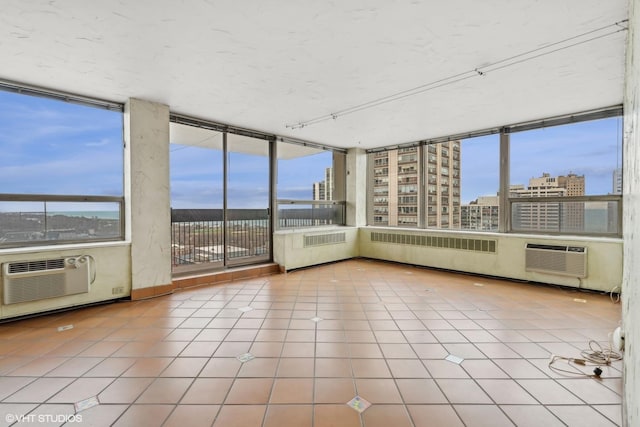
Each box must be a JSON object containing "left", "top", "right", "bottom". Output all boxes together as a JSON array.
[
  {"left": 226, "top": 134, "right": 271, "bottom": 266},
  {"left": 170, "top": 123, "right": 271, "bottom": 274}
]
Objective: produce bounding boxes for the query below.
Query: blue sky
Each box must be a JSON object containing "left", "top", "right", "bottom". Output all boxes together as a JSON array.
[
  {"left": 461, "top": 117, "right": 622, "bottom": 203},
  {"left": 0, "top": 89, "right": 622, "bottom": 210},
  {"left": 169, "top": 141, "right": 333, "bottom": 209},
  {"left": 0, "top": 90, "right": 123, "bottom": 197}
]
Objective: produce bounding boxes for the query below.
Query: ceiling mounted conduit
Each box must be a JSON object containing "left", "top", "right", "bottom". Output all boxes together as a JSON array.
[{"left": 287, "top": 20, "right": 628, "bottom": 132}]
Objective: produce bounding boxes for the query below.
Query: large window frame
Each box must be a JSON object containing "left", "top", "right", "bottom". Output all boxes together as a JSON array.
[
  {"left": 0, "top": 82, "right": 125, "bottom": 248},
  {"left": 366, "top": 106, "right": 623, "bottom": 237},
  {"left": 275, "top": 137, "right": 347, "bottom": 229}
]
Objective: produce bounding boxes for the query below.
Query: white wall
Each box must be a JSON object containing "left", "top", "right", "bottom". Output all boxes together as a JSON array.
[
  {"left": 273, "top": 227, "right": 359, "bottom": 271},
  {"left": 0, "top": 243, "right": 131, "bottom": 319},
  {"left": 0, "top": 97, "right": 173, "bottom": 319},
  {"left": 622, "top": 0, "right": 640, "bottom": 424},
  {"left": 359, "top": 227, "right": 622, "bottom": 292},
  {"left": 272, "top": 225, "right": 622, "bottom": 292}
]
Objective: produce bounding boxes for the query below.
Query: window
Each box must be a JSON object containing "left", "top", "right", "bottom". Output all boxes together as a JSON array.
[
  {"left": 277, "top": 141, "right": 346, "bottom": 228},
  {"left": 367, "top": 111, "right": 621, "bottom": 236},
  {"left": 459, "top": 135, "right": 500, "bottom": 232},
  {"left": 0, "top": 89, "right": 124, "bottom": 247},
  {"left": 510, "top": 117, "right": 622, "bottom": 234}
]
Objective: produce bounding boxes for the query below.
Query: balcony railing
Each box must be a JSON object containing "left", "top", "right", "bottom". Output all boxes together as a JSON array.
[
  {"left": 277, "top": 200, "right": 346, "bottom": 229},
  {"left": 509, "top": 195, "right": 622, "bottom": 236},
  {"left": 0, "top": 194, "right": 124, "bottom": 248},
  {"left": 171, "top": 208, "right": 270, "bottom": 268}
]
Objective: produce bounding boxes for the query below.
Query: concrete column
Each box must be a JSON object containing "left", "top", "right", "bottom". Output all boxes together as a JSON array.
[
  {"left": 498, "top": 131, "right": 510, "bottom": 233},
  {"left": 123, "top": 98, "right": 172, "bottom": 298},
  {"left": 346, "top": 148, "right": 367, "bottom": 227},
  {"left": 623, "top": 0, "right": 640, "bottom": 424}
]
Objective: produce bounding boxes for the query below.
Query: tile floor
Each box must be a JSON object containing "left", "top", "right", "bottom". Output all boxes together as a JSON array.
[{"left": 0, "top": 259, "right": 623, "bottom": 426}]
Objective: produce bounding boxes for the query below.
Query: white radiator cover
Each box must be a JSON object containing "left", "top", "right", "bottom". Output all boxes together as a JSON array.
[{"left": 2, "top": 256, "right": 91, "bottom": 305}]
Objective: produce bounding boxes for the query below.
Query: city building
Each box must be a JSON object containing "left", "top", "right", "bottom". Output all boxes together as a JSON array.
[
  {"left": 614, "top": 167, "right": 623, "bottom": 194},
  {"left": 461, "top": 195, "right": 499, "bottom": 231},
  {"left": 312, "top": 167, "right": 333, "bottom": 201},
  {"left": 511, "top": 172, "right": 585, "bottom": 232},
  {"left": 371, "top": 142, "right": 461, "bottom": 228}
]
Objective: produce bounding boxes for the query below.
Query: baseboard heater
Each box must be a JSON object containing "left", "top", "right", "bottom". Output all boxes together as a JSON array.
[
  {"left": 2, "top": 256, "right": 92, "bottom": 305},
  {"left": 525, "top": 243, "right": 587, "bottom": 278}
]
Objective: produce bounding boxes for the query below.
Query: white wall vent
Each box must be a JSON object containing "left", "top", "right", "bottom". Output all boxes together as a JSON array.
[
  {"left": 2, "top": 256, "right": 92, "bottom": 305},
  {"left": 304, "top": 232, "right": 346, "bottom": 247},
  {"left": 370, "top": 232, "right": 497, "bottom": 253},
  {"left": 525, "top": 244, "right": 587, "bottom": 278}
]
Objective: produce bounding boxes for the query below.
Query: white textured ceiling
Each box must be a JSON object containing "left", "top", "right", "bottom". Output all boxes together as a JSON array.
[{"left": 0, "top": 0, "right": 628, "bottom": 150}]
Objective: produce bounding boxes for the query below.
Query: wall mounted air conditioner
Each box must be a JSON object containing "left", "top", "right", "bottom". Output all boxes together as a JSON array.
[
  {"left": 525, "top": 243, "right": 587, "bottom": 278},
  {"left": 2, "top": 256, "right": 92, "bottom": 305}
]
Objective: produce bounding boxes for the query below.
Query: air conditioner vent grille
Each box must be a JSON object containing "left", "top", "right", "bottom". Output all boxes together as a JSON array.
[
  {"left": 3, "top": 256, "right": 91, "bottom": 305},
  {"left": 370, "top": 232, "right": 496, "bottom": 253},
  {"left": 7, "top": 258, "right": 65, "bottom": 274},
  {"left": 525, "top": 243, "right": 587, "bottom": 278},
  {"left": 304, "top": 232, "right": 346, "bottom": 247}
]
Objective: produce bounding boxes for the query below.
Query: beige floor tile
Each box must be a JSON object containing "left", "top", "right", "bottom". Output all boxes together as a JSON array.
[
  {"left": 0, "top": 260, "right": 622, "bottom": 427},
  {"left": 362, "top": 405, "right": 412, "bottom": 427},
  {"left": 3, "top": 377, "right": 75, "bottom": 403},
  {"left": 160, "top": 357, "right": 207, "bottom": 377},
  {"left": 396, "top": 378, "right": 448, "bottom": 404},
  {"left": 199, "top": 357, "right": 242, "bottom": 377},
  {"left": 386, "top": 359, "right": 430, "bottom": 378},
  {"left": 270, "top": 378, "right": 313, "bottom": 403},
  {"left": 263, "top": 405, "right": 312, "bottom": 427},
  {"left": 113, "top": 404, "right": 174, "bottom": 427},
  {"left": 225, "top": 378, "right": 273, "bottom": 404},
  {"left": 454, "top": 404, "right": 515, "bottom": 427},
  {"left": 354, "top": 378, "right": 402, "bottom": 403},
  {"left": 180, "top": 378, "right": 233, "bottom": 404},
  {"left": 548, "top": 405, "right": 617, "bottom": 427},
  {"left": 136, "top": 377, "right": 193, "bottom": 403},
  {"left": 276, "top": 357, "right": 314, "bottom": 377},
  {"left": 517, "top": 379, "right": 583, "bottom": 404},
  {"left": 49, "top": 377, "right": 114, "bottom": 403},
  {"left": 315, "top": 358, "right": 352, "bottom": 377},
  {"left": 313, "top": 404, "right": 362, "bottom": 427},
  {"left": 500, "top": 405, "right": 565, "bottom": 427},
  {"left": 212, "top": 404, "right": 266, "bottom": 427},
  {"left": 436, "top": 379, "right": 492, "bottom": 404},
  {"left": 351, "top": 358, "right": 391, "bottom": 378},
  {"left": 315, "top": 378, "right": 356, "bottom": 403},
  {"left": 99, "top": 377, "right": 154, "bottom": 403},
  {"left": 407, "top": 405, "right": 464, "bottom": 427},
  {"left": 477, "top": 379, "right": 537, "bottom": 404}
]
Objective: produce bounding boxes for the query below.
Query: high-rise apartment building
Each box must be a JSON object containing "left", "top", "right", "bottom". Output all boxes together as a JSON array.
[
  {"left": 613, "top": 168, "right": 623, "bottom": 194},
  {"left": 312, "top": 167, "right": 333, "bottom": 201},
  {"left": 511, "top": 172, "right": 585, "bottom": 232},
  {"left": 558, "top": 172, "right": 585, "bottom": 196},
  {"left": 371, "top": 142, "right": 461, "bottom": 228},
  {"left": 461, "top": 195, "right": 499, "bottom": 231}
]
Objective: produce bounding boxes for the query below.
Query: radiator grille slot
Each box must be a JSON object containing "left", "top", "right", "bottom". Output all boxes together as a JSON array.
[
  {"left": 370, "top": 232, "right": 496, "bottom": 253},
  {"left": 525, "top": 243, "right": 587, "bottom": 278},
  {"left": 304, "top": 232, "right": 346, "bottom": 247},
  {"left": 8, "top": 258, "right": 65, "bottom": 274}
]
